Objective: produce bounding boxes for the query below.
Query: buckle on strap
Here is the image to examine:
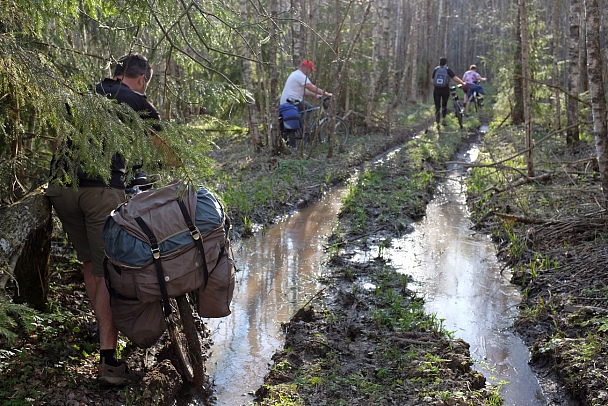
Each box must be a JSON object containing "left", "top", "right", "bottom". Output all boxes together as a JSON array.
[
  {"left": 151, "top": 246, "right": 161, "bottom": 259},
  {"left": 190, "top": 228, "right": 201, "bottom": 240}
]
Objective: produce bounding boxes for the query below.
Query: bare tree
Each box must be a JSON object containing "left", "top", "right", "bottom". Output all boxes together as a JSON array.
[
  {"left": 270, "top": 0, "right": 282, "bottom": 155},
  {"left": 551, "top": 0, "right": 562, "bottom": 131},
  {"left": 513, "top": 0, "right": 525, "bottom": 125},
  {"left": 584, "top": 0, "right": 608, "bottom": 205},
  {"left": 520, "top": 0, "right": 534, "bottom": 177},
  {"left": 241, "top": 1, "right": 263, "bottom": 150},
  {"left": 407, "top": 0, "right": 421, "bottom": 104},
  {"left": 567, "top": 0, "right": 582, "bottom": 145},
  {"left": 365, "top": 3, "right": 382, "bottom": 129}
]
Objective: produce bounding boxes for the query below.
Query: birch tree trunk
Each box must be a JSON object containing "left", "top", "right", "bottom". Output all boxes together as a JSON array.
[
  {"left": 584, "top": 0, "right": 608, "bottom": 205},
  {"left": 567, "top": 0, "right": 581, "bottom": 145},
  {"left": 513, "top": 0, "right": 525, "bottom": 125},
  {"left": 292, "top": 0, "right": 302, "bottom": 64},
  {"left": 440, "top": 0, "right": 448, "bottom": 57},
  {"left": 240, "top": 1, "right": 263, "bottom": 150},
  {"left": 292, "top": 0, "right": 310, "bottom": 61},
  {"left": 270, "top": 0, "right": 281, "bottom": 155},
  {"left": 520, "top": 0, "right": 534, "bottom": 177},
  {"left": 407, "top": 0, "right": 421, "bottom": 104},
  {"left": 551, "top": 0, "right": 561, "bottom": 131},
  {"left": 366, "top": 4, "right": 381, "bottom": 129}
]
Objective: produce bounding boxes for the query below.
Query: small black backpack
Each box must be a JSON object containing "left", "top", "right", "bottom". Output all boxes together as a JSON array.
[{"left": 433, "top": 66, "right": 449, "bottom": 88}]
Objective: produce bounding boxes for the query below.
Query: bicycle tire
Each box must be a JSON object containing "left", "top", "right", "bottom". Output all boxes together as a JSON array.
[
  {"left": 318, "top": 116, "right": 350, "bottom": 148},
  {"left": 454, "top": 101, "right": 463, "bottom": 129},
  {"left": 166, "top": 295, "right": 206, "bottom": 387}
]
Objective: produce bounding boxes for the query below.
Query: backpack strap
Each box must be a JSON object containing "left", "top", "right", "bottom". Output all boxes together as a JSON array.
[
  {"left": 177, "top": 199, "right": 210, "bottom": 289},
  {"left": 134, "top": 216, "right": 172, "bottom": 317}
]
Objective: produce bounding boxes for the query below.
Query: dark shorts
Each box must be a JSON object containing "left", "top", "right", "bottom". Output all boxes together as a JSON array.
[{"left": 47, "top": 185, "right": 125, "bottom": 276}]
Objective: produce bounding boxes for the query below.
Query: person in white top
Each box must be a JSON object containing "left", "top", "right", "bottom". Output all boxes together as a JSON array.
[
  {"left": 462, "top": 64, "right": 487, "bottom": 112},
  {"left": 280, "top": 60, "right": 333, "bottom": 112}
]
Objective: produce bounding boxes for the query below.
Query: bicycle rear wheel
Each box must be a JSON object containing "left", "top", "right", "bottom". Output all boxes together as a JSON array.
[
  {"left": 454, "top": 101, "right": 463, "bottom": 128},
  {"left": 166, "top": 295, "right": 206, "bottom": 387},
  {"left": 318, "top": 116, "right": 349, "bottom": 148}
]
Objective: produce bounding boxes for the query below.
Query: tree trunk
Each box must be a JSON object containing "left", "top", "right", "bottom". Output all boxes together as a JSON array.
[
  {"left": 407, "top": 0, "right": 421, "bottom": 104},
  {"left": 0, "top": 189, "right": 53, "bottom": 311},
  {"left": 551, "top": 0, "right": 562, "bottom": 132},
  {"left": 292, "top": 0, "right": 302, "bottom": 64},
  {"left": 365, "top": 4, "right": 381, "bottom": 129},
  {"left": 520, "top": 0, "right": 534, "bottom": 177},
  {"left": 270, "top": 0, "right": 281, "bottom": 155},
  {"left": 567, "top": 0, "right": 581, "bottom": 145},
  {"left": 240, "top": 1, "right": 263, "bottom": 151},
  {"left": 513, "top": 0, "right": 525, "bottom": 125},
  {"left": 584, "top": 0, "right": 608, "bottom": 206}
]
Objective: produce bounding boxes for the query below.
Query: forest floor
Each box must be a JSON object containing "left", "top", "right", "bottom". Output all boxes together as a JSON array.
[{"left": 2, "top": 102, "right": 608, "bottom": 405}]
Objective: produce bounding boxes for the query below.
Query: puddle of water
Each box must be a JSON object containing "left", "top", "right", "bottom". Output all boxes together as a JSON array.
[
  {"left": 204, "top": 189, "right": 349, "bottom": 406},
  {"left": 204, "top": 143, "right": 545, "bottom": 406},
  {"left": 354, "top": 147, "right": 546, "bottom": 405}
]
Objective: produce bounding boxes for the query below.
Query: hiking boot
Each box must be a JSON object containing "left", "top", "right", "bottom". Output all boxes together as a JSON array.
[
  {"left": 98, "top": 360, "right": 138, "bottom": 386},
  {"left": 441, "top": 119, "right": 447, "bottom": 127}
]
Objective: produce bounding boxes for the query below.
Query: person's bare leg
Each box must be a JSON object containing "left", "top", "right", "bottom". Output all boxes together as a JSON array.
[{"left": 82, "top": 261, "right": 118, "bottom": 351}]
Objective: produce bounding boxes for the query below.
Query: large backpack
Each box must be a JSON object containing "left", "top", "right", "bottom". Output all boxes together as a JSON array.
[
  {"left": 279, "top": 102, "right": 301, "bottom": 131},
  {"left": 433, "top": 66, "right": 450, "bottom": 88},
  {"left": 103, "top": 180, "right": 235, "bottom": 348}
]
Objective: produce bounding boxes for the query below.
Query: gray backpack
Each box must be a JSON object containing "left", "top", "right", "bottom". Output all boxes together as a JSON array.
[
  {"left": 103, "top": 180, "right": 235, "bottom": 348},
  {"left": 433, "top": 66, "right": 449, "bottom": 88}
]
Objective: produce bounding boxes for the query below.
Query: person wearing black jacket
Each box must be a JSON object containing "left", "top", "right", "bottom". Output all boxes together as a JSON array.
[
  {"left": 432, "top": 57, "right": 465, "bottom": 127},
  {"left": 46, "top": 53, "right": 159, "bottom": 386}
]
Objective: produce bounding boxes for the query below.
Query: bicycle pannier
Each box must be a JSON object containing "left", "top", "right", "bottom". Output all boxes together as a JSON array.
[
  {"left": 279, "top": 103, "right": 301, "bottom": 131},
  {"left": 433, "top": 66, "right": 449, "bottom": 88},
  {"left": 103, "top": 180, "right": 236, "bottom": 347}
]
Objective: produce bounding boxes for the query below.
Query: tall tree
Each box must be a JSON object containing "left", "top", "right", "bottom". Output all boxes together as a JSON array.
[
  {"left": 551, "top": 0, "right": 562, "bottom": 131},
  {"left": 365, "top": 3, "right": 382, "bottom": 129},
  {"left": 567, "top": 0, "right": 581, "bottom": 145},
  {"left": 520, "top": 0, "right": 534, "bottom": 177},
  {"left": 584, "top": 0, "right": 608, "bottom": 205},
  {"left": 240, "top": 1, "right": 263, "bottom": 150},
  {"left": 513, "top": 0, "right": 525, "bottom": 125}
]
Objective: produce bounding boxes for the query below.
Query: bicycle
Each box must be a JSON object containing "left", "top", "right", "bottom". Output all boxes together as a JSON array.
[
  {"left": 120, "top": 170, "right": 210, "bottom": 389},
  {"left": 466, "top": 80, "right": 485, "bottom": 113},
  {"left": 280, "top": 97, "right": 349, "bottom": 151},
  {"left": 450, "top": 85, "right": 464, "bottom": 129},
  {"left": 125, "top": 163, "right": 159, "bottom": 199},
  {"left": 166, "top": 294, "right": 208, "bottom": 387}
]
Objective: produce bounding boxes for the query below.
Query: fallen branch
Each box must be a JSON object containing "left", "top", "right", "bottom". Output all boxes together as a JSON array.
[{"left": 485, "top": 172, "right": 552, "bottom": 194}]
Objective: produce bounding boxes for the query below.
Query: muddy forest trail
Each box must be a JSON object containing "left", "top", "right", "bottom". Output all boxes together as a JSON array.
[{"left": 2, "top": 103, "right": 607, "bottom": 406}]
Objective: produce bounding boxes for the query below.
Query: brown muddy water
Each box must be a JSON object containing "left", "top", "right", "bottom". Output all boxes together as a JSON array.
[
  {"left": 353, "top": 144, "right": 546, "bottom": 405},
  {"left": 203, "top": 143, "right": 546, "bottom": 406},
  {"left": 204, "top": 188, "right": 349, "bottom": 406}
]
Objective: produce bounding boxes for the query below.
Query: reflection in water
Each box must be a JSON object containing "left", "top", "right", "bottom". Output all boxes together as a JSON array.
[
  {"left": 205, "top": 144, "right": 546, "bottom": 406},
  {"left": 359, "top": 147, "right": 546, "bottom": 405},
  {"left": 205, "top": 189, "right": 348, "bottom": 406}
]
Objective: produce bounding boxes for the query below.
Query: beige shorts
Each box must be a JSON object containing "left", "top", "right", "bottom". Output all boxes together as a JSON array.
[{"left": 47, "top": 185, "right": 125, "bottom": 276}]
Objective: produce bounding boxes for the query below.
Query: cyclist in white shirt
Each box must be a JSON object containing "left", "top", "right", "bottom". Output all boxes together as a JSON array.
[{"left": 280, "top": 60, "right": 333, "bottom": 112}]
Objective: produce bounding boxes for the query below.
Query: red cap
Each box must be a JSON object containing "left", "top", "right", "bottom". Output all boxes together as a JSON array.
[{"left": 300, "top": 60, "right": 316, "bottom": 72}]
